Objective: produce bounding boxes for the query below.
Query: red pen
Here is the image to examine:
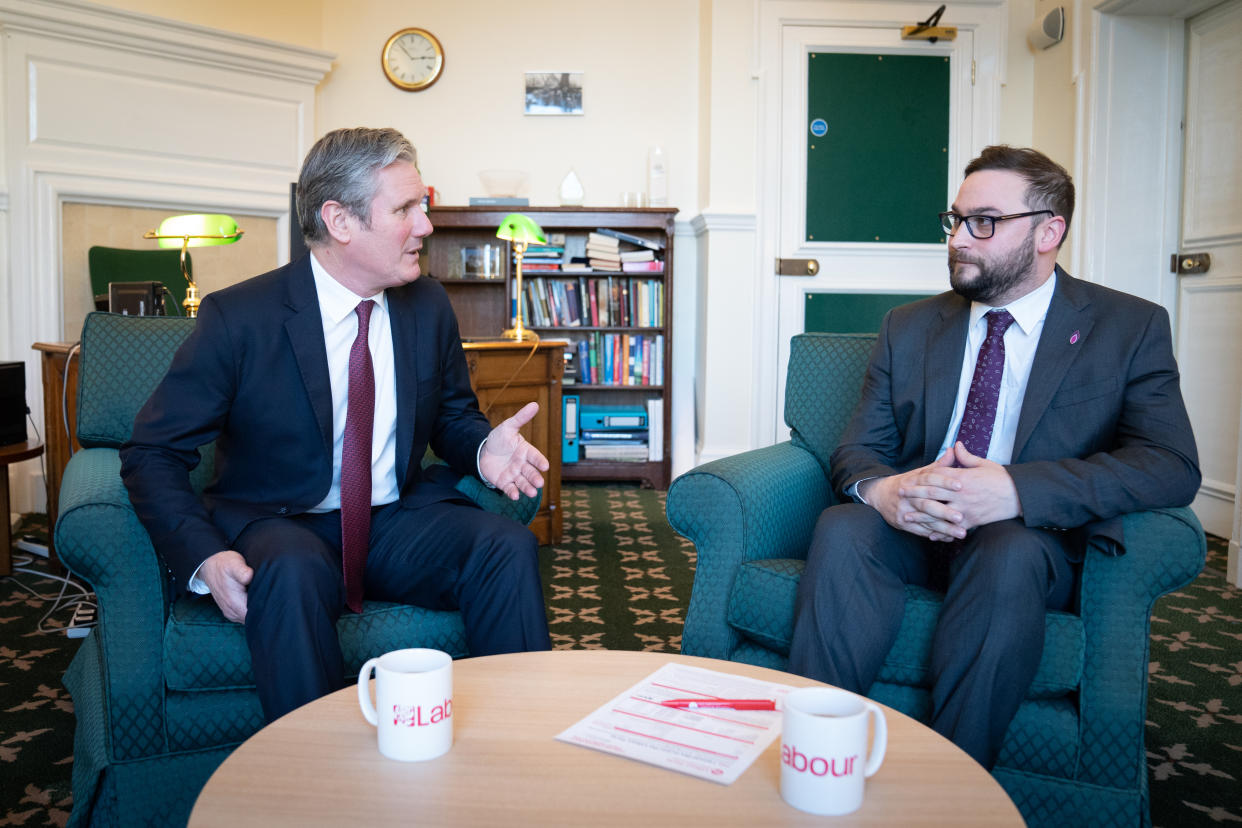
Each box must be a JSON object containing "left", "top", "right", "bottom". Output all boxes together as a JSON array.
[{"left": 660, "top": 698, "right": 777, "bottom": 711}]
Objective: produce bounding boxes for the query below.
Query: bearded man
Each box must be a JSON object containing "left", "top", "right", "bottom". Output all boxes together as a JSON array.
[{"left": 787, "top": 145, "right": 1200, "bottom": 769}]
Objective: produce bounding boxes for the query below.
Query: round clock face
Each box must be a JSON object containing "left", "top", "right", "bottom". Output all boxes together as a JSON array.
[{"left": 382, "top": 28, "right": 444, "bottom": 91}]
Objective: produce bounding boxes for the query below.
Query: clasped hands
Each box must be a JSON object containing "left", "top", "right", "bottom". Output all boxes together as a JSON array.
[{"left": 859, "top": 442, "right": 1021, "bottom": 542}]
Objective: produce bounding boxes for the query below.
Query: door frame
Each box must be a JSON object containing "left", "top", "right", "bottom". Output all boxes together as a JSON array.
[{"left": 755, "top": 0, "right": 1007, "bottom": 445}]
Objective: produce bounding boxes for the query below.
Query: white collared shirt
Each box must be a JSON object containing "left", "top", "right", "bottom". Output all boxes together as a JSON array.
[
  {"left": 937, "top": 272, "right": 1057, "bottom": 465},
  {"left": 308, "top": 252, "right": 401, "bottom": 511}
]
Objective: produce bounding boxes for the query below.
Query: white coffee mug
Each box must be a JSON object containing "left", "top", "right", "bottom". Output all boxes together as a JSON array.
[
  {"left": 780, "top": 687, "right": 888, "bottom": 815},
  {"left": 357, "top": 648, "right": 453, "bottom": 762}
]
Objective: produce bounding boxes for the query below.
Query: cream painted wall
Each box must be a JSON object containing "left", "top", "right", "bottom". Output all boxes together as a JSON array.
[
  {"left": 314, "top": 1, "right": 700, "bottom": 214},
  {"left": 94, "top": 0, "right": 325, "bottom": 49},
  {"left": 1031, "top": 0, "right": 1077, "bottom": 171}
]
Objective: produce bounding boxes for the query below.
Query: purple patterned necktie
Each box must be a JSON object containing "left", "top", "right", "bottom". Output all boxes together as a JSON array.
[
  {"left": 341, "top": 300, "right": 375, "bottom": 613},
  {"left": 955, "top": 309, "right": 1015, "bottom": 459}
]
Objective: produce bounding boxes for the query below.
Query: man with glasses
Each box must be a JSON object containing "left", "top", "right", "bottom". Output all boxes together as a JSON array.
[{"left": 789, "top": 145, "right": 1200, "bottom": 769}]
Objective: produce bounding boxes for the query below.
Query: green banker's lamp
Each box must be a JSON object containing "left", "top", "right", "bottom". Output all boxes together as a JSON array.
[
  {"left": 496, "top": 213, "right": 547, "bottom": 342},
  {"left": 144, "top": 213, "right": 244, "bottom": 317}
]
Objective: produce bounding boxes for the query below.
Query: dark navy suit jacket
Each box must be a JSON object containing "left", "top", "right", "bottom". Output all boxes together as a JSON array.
[
  {"left": 830, "top": 268, "right": 1201, "bottom": 552},
  {"left": 120, "top": 254, "right": 492, "bottom": 594}
]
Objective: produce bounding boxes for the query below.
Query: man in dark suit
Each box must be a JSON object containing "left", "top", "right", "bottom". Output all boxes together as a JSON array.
[
  {"left": 121, "top": 127, "right": 552, "bottom": 721},
  {"left": 788, "top": 145, "right": 1200, "bottom": 768}
]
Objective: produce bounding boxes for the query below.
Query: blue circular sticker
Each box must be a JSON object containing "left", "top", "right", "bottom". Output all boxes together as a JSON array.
[{"left": 809, "top": 118, "right": 828, "bottom": 137}]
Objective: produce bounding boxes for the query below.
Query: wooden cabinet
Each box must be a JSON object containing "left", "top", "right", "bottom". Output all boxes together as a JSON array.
[
  {"left": 463, "top": 339, "right": 565, "bottom": 545},
  {"left": 427, "top": 206, "right": 675, "bottom": 489}
]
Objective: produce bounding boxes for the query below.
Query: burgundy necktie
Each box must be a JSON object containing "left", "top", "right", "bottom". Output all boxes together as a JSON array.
[
  {"left": 955, "top": 309, "right": 1015, "bottom": 460},
  {"left": 341, "top": 300, "right": 375, "bottom": 613}
]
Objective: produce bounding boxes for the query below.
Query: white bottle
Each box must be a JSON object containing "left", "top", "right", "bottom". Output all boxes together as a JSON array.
[{"left": 647, "top": 147, "right": 667, "bottom": 207}]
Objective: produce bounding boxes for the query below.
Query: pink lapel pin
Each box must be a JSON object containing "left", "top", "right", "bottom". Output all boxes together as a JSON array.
[{"left": 1069, "top": 330, "right": 1080, "bottom": 345}]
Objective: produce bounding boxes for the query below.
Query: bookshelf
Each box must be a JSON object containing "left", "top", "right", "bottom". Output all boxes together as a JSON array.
[{"left": 426, "top": 206, "right": 675, "bottom": 489}]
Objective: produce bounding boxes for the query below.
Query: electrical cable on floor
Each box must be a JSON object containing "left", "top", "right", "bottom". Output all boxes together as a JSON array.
[{"left": 6, "top": 552, "right": 96, "bottom": 636}]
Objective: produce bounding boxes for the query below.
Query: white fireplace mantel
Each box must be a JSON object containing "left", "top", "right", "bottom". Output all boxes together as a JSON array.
[{"left": 0, "top": 0, "right": 333, "bottom": 511}]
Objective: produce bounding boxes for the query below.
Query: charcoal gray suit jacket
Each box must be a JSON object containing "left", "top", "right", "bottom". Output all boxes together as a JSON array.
[{"left": 830, "top": 267, "right": 1201, "bottom": 552}]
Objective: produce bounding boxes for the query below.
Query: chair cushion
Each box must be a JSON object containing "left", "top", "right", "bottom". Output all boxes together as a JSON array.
[
  {"left": 163, "top": 595, "right": 469, "bottom": 691},
  {"left": 726, "top": 558, "right": 1084, "bottom": 698}
]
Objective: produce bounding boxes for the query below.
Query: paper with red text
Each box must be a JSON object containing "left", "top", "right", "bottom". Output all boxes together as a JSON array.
[{"left": 555, "top": 662, "right": 795, "bottom": 785}]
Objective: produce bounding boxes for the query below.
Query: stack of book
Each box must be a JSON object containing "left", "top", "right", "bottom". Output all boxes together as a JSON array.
[
  {"left": 518, "top": 235, "right": 566, "bottom": 272},
  {"left": 585, "top": 228, "right": 665, "bottom": 273}
]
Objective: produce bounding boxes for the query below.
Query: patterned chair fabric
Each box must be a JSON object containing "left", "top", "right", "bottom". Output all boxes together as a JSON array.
[
  {"left": 57, "top": 312, "right": 540, "bottom": 827},
  {"left": 666, "top": 331, "right": 1206, "bottom": 828}
]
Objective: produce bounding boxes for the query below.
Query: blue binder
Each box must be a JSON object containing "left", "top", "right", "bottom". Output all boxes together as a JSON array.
[
  {"left": 580, "top": 405, "right": 647, "bottom": 430},
  {"left": 562, "top": 395, "right": 580, "bottom": 463}
]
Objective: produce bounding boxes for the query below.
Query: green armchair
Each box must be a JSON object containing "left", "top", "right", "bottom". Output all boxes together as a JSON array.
[
  {"left": 58, "top": 312, "right": 539, "bottom": 827},
  {"left": 666, "top": 332, "right": 1205, "bottom": 828}
]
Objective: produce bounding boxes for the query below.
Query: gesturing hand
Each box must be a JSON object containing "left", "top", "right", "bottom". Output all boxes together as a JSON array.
[
  {"left": 199, "top": 549, "right": 253, "bottom": 623},
  {"left": 479, "top": 401, "right": 550, "bottom": 501}
]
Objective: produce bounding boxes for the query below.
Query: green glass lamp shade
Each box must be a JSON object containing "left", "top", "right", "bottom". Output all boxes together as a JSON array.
[
  {"left": 152, "top": 213, "right": 244, "bottom": 248},
  {"left": 495, "top": 213, "right": 547, "bottom": 245}
]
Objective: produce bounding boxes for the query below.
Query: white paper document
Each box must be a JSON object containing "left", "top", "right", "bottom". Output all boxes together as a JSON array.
[{"left": 555, "top": 662, "right": 795, "bottom": 785}]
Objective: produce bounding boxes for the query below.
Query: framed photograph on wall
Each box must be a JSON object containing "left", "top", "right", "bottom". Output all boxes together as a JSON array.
[{"left": 525, "top": 72, "right": 584, "bottom": 115}]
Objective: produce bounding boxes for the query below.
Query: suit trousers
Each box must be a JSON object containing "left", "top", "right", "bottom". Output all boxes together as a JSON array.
[
  {"left": 234, "top": 497, "right": 551, "bottom": 721},
  {"left": 788, "top": 503, "right": 1076, "bottom": 769}
]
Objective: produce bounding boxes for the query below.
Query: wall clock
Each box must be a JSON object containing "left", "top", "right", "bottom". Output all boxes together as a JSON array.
[{"left": 381, "top": 28, "right": 444, "bottom": 92}]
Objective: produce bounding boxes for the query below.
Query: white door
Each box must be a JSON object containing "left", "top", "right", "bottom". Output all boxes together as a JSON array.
[
  {"left": 771, "top": 24, "right": 975, "bottom": 441},
  {"left": 1176, "top": 0, "right": 1242, "bottom": 581}
]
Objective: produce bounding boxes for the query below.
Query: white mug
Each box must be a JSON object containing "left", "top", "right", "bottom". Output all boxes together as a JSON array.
[
  {"left": 780, "top": 687, "right": 888, "bottom": 815},
  {"left": 357, "top": 648, "right": 453, "bottom": 762}
]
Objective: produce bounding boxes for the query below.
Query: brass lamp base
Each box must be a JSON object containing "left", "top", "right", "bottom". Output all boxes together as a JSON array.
[
  {"left": 501, "top": 325, "right": 539, "bottom": 342},
  {"left": 183, "top": 282, "right": 202, "bottom": 318}
]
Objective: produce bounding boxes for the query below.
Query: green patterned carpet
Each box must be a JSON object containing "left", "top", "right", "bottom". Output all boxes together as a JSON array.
[{"left": 3, "top": 486, "right": 1239, "bottom": 825}]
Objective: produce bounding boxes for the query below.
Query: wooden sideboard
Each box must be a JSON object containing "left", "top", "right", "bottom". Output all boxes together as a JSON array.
[{"left": 34, "top": 337, "right": 565, "bottom": 552}]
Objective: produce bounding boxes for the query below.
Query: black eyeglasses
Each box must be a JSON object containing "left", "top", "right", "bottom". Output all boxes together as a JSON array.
[{"left": 939, "top": 210, "right": 1053, "bottom": 239}]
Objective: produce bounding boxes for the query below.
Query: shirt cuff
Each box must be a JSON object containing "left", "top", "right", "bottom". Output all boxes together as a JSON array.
[
  {"left": 187, "top": 561, "right": 211, "bottom": 595},
  {"left": 476, "top": 438, "right": 497, "bottom": 489},
  {"left": 848, "top": 477, "right": 878, "bottom": 506}
]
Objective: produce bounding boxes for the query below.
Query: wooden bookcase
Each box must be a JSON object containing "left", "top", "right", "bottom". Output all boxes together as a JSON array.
[{"left": 426, "top": 206, "right": 675, "bottom": 489}]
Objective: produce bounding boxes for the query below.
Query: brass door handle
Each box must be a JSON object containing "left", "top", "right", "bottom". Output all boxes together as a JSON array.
[{"left": 776, "top": 258, "right": 820, "bottom": 276}]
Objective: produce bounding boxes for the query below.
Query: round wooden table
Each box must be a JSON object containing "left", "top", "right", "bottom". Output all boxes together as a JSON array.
[
  {"left": 0, "top": 440, "right": 43, "bottom": 576},
  {"left": 189, "top": 650, "right": 1023, "bottom": 827}
]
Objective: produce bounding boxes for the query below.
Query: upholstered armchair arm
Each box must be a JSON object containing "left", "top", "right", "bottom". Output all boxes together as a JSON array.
[
  {"left": 1076, "top": 506, "right": 1205, "bottom": 789},
  {"left": 667, "top": 441, "right": 832, "bottom": 660},
  {"left": 421, "top": 451, "right": 541, "bottom": 526},
  {"left": 55, "top": 448, "right": 173, "bottom": 760}
]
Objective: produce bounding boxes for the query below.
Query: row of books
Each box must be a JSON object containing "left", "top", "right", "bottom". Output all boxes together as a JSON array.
[
  {"left": 569, "top": 333, "right": 665, "bottom": 386},
  {"left": 522, "top": 277, "right": 664, "bottom": 329}
]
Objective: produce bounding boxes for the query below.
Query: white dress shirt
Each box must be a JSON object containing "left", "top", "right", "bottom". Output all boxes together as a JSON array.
[
  {"left": 936, "top": 272, "right": 1057, "bottom": 465},
  {"left": 308, "top": 252, "right": 400, "bottom": 511}
]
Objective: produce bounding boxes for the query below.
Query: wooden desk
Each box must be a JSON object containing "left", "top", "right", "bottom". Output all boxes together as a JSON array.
[
  {"left": 33, "top": 338, "right": 565, "bottom": 548},
  {"left": 1, "top": 441, "right": 45, "bottom": 576},
  {"left": 32, "top": 342, "right": 79, "bottom": 565},
  {"left": 463, "top": 339, "right": 566, "bottom": 545},
  {"left": 189, "top": 650, "right": 1024, "bottom": 827}
]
